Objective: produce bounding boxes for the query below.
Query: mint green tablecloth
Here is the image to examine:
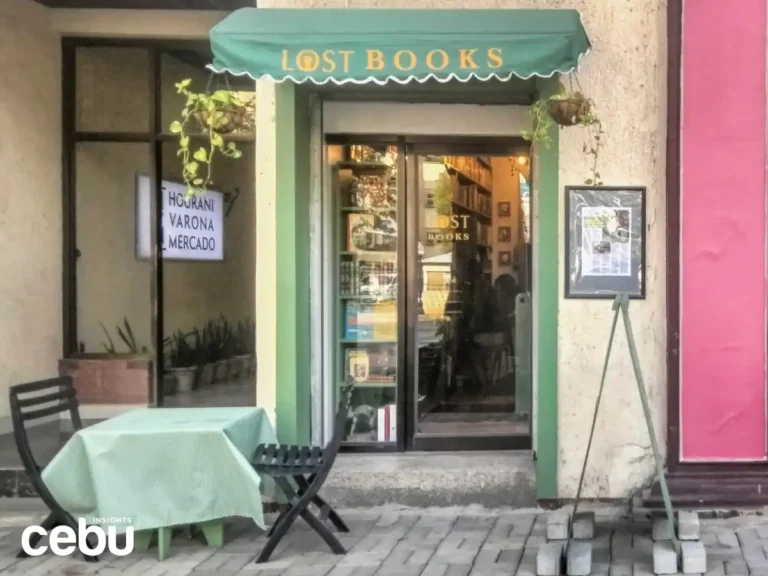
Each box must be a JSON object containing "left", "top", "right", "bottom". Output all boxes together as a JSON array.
[{"left": 41, "top": 407, "right": 277, "bottom": 532}]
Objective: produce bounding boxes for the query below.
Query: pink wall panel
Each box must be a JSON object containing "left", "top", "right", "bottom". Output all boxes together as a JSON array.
[{"left": 681, "top": 0, "right": 767, "bottom": 460}]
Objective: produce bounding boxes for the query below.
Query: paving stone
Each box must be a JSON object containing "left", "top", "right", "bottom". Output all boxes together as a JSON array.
[
  {"left": 571, "top": 512, "right": 595, "bottom": 541},
  {"left": 498, "top": 549, "right": 522, "bottom": 564},
  {"left": 536, "top": 542, "right": 563, "bottom": 576},
  {"left": 705, "top": 561, "right": 725, "bottom": 576},
  {"left": 608, "top": 561, "right": 632, "bottom": 576},
  {"left": 566, "top": 541, "right": 591, "bottom": 576},
  {"left": 591, "top": 561, "right": 610, "bottom": 576},
  {"left": 546, "top": 511, "right": 569, "bottom": 541},
  {"left": 724, "top": 559, "right": 748, "bottom": 574},
  {"left": 677, "top": 512, "right": 700, "bottom": 542},
  {"left": 653, "top": 516, "right": 677, "bottom": 542},
  {"left": 681, "top": 541, "right": 706, "bottom": 574},
  {"left": 717, "top": 532, "right": 740, "bottom": 548},
  {"left": 653, "top": 541, "right": 679, "bottom": 575}
]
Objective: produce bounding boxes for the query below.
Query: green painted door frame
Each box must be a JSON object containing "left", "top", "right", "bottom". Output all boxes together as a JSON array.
[
  {"left": 274, "top": 83, "right": 311, "bottom": 445},
  {"left": 534, "top": 77, "right": 560, "bottom": 501},
  {"left": 270, "top": 81, "right": 560, "bottom": 500}
]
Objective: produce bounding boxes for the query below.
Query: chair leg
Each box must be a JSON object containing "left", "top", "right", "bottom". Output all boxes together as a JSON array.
[
  {"left": 17, "top": 512, "right": 57, "bottom": 558},
  {"left": 298, "top": 508, "right": 346, "bottom": 555},
  {"left": 294, "top": 475, "right": 349, "bottom": 533},
  {"left": 256, "top": 478, "right": 303, "bottom": 564},
  {"left": 268, "top": 506, "right": 289, "bottom": 537}
]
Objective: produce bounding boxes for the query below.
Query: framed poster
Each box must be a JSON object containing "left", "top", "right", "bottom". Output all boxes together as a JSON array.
[{"left": 565, "top": 186, "right": 646, "bottom": 299}]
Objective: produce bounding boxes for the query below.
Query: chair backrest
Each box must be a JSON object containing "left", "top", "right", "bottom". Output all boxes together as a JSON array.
[
  {"left": 315, "top": 380, "right": 355, "bottom": 476},
  {"left": 9, "top": 376, "right": 82, "bottom": 474}
]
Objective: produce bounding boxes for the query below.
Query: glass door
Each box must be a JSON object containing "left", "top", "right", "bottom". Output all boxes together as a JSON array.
[{"left": 408, "top": 145, "right": 532, "bottom": 451}]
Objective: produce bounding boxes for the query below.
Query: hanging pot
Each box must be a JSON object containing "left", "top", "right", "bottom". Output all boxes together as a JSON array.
[
  {"left": 547, "top": 94, "right": 591, "bottom": 127},
  {"left": 195, "top": 103, "right": 247, "bottom": 135}
]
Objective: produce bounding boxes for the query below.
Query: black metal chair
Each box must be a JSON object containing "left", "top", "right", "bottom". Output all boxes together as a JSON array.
[
  {"left": 251, "top": 383, "right": 354, "bottom": 563},
  {"left": 9, "top": 376, "right": 98, "bottom": 562}
]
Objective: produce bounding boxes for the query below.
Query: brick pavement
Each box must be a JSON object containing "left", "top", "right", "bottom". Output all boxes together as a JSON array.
[{"left": 0, "top": 506, "right": 766, "bottom": 575}]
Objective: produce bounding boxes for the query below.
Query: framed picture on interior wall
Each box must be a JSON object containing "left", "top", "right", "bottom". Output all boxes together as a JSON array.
[
  {"left": 564, "top": 186, "right": 646, "bottom": 299},
  {"left": 497, "top": 202, "right": 511, "bottom": 217},
  {"left": 498, "top": 251, "right": 512, "bottom": 266},
  {"left": 498, "top": 226, "right": 511, "bottom": 242}
]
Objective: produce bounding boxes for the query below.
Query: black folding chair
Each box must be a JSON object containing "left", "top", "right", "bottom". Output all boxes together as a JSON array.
[
  {"left": 9, "top": 376, "right": 98, "bottom": 562},
  {"left": 251, "top": 383, "right": 354, "bottom": 563}
]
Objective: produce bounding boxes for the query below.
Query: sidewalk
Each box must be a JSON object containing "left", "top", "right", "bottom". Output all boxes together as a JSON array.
[{"left": 0, "top": 501, "right": 764, "bottom": 575}]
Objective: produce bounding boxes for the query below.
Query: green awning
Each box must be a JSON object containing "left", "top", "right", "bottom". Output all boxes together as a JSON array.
[{"left": 209, "top": 8, "right": 591, "bottom": 85}]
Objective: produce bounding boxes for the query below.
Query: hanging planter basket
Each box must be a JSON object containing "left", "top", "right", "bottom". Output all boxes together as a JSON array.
[
  {"left": 547, "top": 93, "right": 591, "bottom": 127},
  {"left": 195, "top": 103, "right": 247, "bottom": 135}
]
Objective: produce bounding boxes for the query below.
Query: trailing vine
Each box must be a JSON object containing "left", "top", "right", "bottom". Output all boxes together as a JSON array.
[
  {"left": 522, "top": 75, "right": 605, "bottom": 186},
  {"left": 169, "top": 78, "right": 246, "bottom": 197}
]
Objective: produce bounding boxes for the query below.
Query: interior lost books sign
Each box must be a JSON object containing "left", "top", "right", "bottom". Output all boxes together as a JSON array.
[{"left": 136, "top": 174, "right": 224, "bottom": 261}]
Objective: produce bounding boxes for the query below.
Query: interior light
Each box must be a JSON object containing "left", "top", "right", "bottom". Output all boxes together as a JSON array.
[{"left": 518, "top": 157, "right": 528, "bottom": 166}]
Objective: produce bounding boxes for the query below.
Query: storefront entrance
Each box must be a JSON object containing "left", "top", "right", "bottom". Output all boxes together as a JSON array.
[{"left": 325, "top": 133, "right": 532, "bottom": 452}]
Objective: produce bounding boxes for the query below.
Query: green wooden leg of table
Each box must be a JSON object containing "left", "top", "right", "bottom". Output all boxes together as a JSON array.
[
  {"left": 133, "top": 529, "right": 154, "bottom": 551},
  {"left": 199, "top": 520, "right": 224, "bottom": 547},
  {"left": 157, "top": 527, "right": 172, "bottom": 561}
]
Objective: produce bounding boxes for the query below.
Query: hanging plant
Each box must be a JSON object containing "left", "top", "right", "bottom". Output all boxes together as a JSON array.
[
  {"left": 169, "top": 78, "right": 247, "bottom": 197},
  {"left": 522, "top": 75, "right": 605, "bottom": 186}
]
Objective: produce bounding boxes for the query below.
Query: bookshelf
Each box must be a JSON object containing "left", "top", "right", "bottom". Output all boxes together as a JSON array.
[{"left": 333, "top": 147, "right": 400, "bottom": 443}]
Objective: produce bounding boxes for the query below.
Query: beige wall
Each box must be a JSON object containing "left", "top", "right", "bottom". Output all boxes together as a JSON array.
[
  {"left": 262, "top": 0, "right": 668, "bottom": 499},
  {"left": 0, "top": 0, "right": 62, "bottom": 418}
]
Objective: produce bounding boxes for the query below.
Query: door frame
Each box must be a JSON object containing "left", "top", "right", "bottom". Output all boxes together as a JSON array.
[{"left": 404, "top": 139, "right": 531, "bottom": 452}]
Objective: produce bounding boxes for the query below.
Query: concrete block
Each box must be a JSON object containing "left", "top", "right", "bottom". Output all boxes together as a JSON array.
[
  {"left": 547, "top": 511, "right": 570, "bottom": 541},
  {"left": 653, "top": 541, "right": 678, "bottom": 575},
  {"left": 652, "top": 516, "right": 676, "bottom": 542},
  {"left": 681, "top": 541, "right": 706, "bottom": 574},
  {"left": 677, "top": 511, "right": 700, "bottom": 541},
  {"left": 572, "top": 512, "right": 595, "bottom": 540},
  {"left": 566, "top": 541, "right": 592, "bottom": 576},
  {"left": 537, "top": 542, "right": 564, "bottom": 576}
]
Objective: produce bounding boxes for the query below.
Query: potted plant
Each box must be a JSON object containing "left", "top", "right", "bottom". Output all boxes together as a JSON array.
[
  {"left": 169, "top": 79, "right": 246, "bottom": 198},
  {"left": 522, "top": 77, "right": 605, "bottom": 186},
  {"left": 231, "top": 318, "right": 254, "bottom": 379},
  {"left": 189, "top": 328, "right": 212, "bottom": 389},
  {"left": 203, "top": 319, "right": 225, "bottom": 383},
  {"left": 218, "top": 316, "right": 236, "bottom": 383},
  {"left": 167, "top": 330, "right": 196, "bottom": 393}
]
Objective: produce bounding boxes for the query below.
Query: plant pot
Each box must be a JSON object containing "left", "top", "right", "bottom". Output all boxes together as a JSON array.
[
  {"left": 170, "top": 367, "right": 196, "bottom": 393},
  {"left": 195, "top": 104, "right": 246, "bottom": 135},
  {"left": 547, "top": 96, "right": 590, "bottom": 126},
  {"left": 162, "top": 373, "right": 177, "bottom": 396},
  {"left": 199, "top": 363, "right": 215, "bottom": 387},
  {"left": 214, "top": 360, "right": 230, "bottom": 383}
]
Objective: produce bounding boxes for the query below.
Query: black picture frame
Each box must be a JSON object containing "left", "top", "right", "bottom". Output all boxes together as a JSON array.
[
  {"left": 498, "top": 251, "right": 512, "bottom": 266},
  {"left": 497, "top": 201, "right": 511, "bottom": 217},
  {"left": 497, "top": 226, "right": 511, "bottom": 242},
  {"left": 564, "top": 186, "right": 646, "bottom": 299}
]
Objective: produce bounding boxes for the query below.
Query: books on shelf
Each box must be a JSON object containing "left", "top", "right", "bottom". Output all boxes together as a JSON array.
[
  {"left": 339, "top": 171, "right": 396, "bottom": 210},
  {"left": 346, "top": 213, "right": 397, "bottom": 253},
  {"left": 343, "top": 301, "right": 397, "bottom": 341},
  {"left": 344, "top": 347, "right": 396, "bottom": 384},
  {"left": 443, "top": 156, "right": 493, "bottom": 191},
  {"left": 476, "top": 222, "right": 491, "bottom": 246},
  {"left": 340, "top": 260, "right": 397, "bottom": 297},
  {"left": 377, "top": 404, "right": 397, "bottom": 442}
]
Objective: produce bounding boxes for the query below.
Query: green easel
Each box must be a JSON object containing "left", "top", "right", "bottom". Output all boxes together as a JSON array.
[{"left": 566, "top": 294, "right": 679, "bottom": 566}]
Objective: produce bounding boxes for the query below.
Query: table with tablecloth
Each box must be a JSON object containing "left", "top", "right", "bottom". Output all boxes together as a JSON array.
[{"left": 42, "top": 407, "right": 277, "bottom": 536}]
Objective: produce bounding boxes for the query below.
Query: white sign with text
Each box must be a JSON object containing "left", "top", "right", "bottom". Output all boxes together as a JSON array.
[{"left": 136, "top": 174, "right": 225, "bottom": 261}]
